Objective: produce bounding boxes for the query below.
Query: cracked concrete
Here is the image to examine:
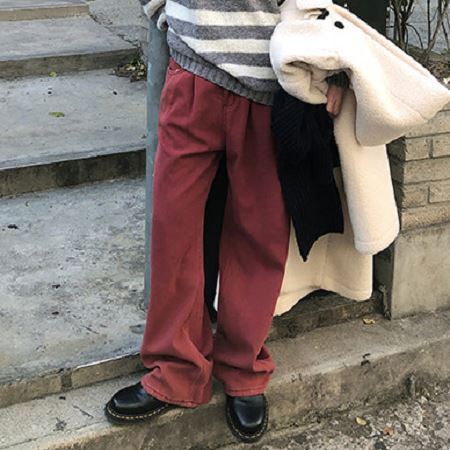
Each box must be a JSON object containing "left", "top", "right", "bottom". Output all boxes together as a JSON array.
[
  {"left": 88, "top": 0, "right": 147, "bottom": 48},
  {"left": 225, "top": 380, "right": 450, "bottom": 450}
]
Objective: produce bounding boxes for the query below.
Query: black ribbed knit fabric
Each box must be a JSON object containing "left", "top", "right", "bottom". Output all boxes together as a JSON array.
[{"left": 271, "top": 88, "right": 344, "bottom": 262}]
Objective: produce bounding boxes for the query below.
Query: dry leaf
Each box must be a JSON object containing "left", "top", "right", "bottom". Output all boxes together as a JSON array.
[
  {"left": 49, "top": 112, "right": 65, "bottom": 118},
  {"left": 356, "top": 416, "right": 367, "bottom": 426},
  {"left": 49, "top": 71, "right": 58, "bottom": 78},
  {"left": 363, "top": 318, "right": 376, "bottom": 325},
  {"left": 383, "top": 426, "right": 395, "bottom": 437}
]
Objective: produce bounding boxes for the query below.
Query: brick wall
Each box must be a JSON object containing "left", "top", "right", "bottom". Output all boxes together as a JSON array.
[
  {"left": 375, "top": 98, "right": 450, "bottom": 318},
  {"left": 388, "top": 100, "right": 450, "bottom": 230}
]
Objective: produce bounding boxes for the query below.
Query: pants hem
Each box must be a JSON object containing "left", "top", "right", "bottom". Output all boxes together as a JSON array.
[
  {"left": 224, "top": 384, "right": 269, "bottom": 397},
  {"left": 141, "top": 377, "right": 211, "bottom": 408}
]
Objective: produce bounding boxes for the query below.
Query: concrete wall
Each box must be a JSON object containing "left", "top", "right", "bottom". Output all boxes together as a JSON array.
[
  {"left": 387, "top": 0, "right": 449, "bottom": 53},
  {"left": 375, "top": 101, "right": 450, "bottom": 318}
]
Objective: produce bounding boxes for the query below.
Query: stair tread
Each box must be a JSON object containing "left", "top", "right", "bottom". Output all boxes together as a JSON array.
[
  {"left": 0, "top": 16, "right": 134, "bottom": 63},
  {"left": 0, "top": 0, "right": 88, "bottom": 21},
  {"left": 0, "top": 70, "right": 146, "bottom": 169},
  {"left": 0, "top": 0, "right": 86, "bottom": 9},
  {"left": 0, "top": 178, "right": 146, "bottom": 388},
  {"left": 1, "top": 311, "right": 450, "bottom": 449}
]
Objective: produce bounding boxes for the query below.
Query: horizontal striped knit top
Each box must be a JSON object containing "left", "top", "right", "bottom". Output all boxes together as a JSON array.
[
  {"left": 145, "top": 0, "right": 283, "bottom": 105},
  {"left": 140, "top": 0, "right": 350, "bottom": 104}
]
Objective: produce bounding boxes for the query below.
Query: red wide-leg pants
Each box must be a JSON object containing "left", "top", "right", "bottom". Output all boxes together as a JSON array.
[{"left": 140, "top": 58, "right": 290, "bottom": 407}]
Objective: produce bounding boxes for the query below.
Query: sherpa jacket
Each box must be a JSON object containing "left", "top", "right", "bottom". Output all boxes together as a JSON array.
[
  {"left": 272, "top": 0, "right": 450, "bottom": 315},
  {"left": 140, "top": 0, "right": 349, "bottom": 104}
]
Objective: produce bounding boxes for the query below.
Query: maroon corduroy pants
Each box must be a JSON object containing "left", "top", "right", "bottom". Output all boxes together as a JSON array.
[{"left": 140, "top": 58, "right": 290, "bottom": 408}]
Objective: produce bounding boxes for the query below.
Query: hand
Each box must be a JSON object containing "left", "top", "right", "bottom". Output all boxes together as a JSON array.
[{"left": 326, "top": 84, "right": 346, "bottom": 117}]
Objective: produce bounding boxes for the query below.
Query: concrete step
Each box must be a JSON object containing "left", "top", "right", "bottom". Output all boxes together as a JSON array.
[
  {"left": 0, "top": 178, "right": 147, "bottom": 409},
  {"left": 0, "top": 70, "right": 146, "bottom": 196},
  {"left": 0, "top": 17, "right": 137, "bottom": 79},
  {"left": 0, "top": 178, "right": 380, "bottom": 410},
  {"left": 2, "top": 311, "right": 450, "bottom": 449},
  {"left": 271, "top": 289, "right": 381, "bottom": 339},
  {"left": 0, "top": 0, "right": 88, "bottom": 21}
]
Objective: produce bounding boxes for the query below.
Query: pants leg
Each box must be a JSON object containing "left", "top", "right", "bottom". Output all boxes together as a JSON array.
[
  {"left": 212, "top": 91, "right": 290, "bottom": 396},
  {"left": 140, "top": 58, "right": 290, "bottom": 406},
  {"left": 139, "top": 59, "right": 225, "bottom": 407}
]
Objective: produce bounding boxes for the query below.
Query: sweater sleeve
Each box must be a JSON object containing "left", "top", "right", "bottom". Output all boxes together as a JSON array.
[
  {"left": 140, "top": 0, "right": 165, "bottom": 19},
  {"left": 325, "top": 71, "right": 350, "bottom": 88},
  {"left": 140, "top": 0, "right": 167, "bottom": 30}
]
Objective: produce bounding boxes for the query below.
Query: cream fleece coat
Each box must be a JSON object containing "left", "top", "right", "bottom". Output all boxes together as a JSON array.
[{"left": 272, "top": 0, "right": 450, "bottom": 316}]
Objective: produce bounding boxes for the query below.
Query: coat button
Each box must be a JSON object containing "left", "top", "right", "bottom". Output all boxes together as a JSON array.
[
  {"left": 317, "top": 8, "right": 330, "bottom": 19},
  {"left": 334, "top": 21, "right": 344, "bottom": 28}
]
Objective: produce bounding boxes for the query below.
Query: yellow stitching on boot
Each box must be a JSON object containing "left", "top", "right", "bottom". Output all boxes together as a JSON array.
[
  {"left": 106, "top": 403, "right": 168, "bottom": 420},
  {"left": 226, "top": 398, "right": 268, "bottom": 441},
  {"left": 106, "top": 403, "right": 169, "bottom": 421}
]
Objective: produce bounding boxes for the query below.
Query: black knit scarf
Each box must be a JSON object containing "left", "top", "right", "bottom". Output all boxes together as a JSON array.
[{"left": 271, "top": 88, "right": 344, "bottom": 262}]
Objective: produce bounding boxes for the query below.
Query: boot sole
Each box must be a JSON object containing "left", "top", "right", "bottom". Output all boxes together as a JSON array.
[
  {"left": 104, "top": 400, "right": 172, "bottom": 425},
  {"left": 225, "top": 397, "right": 269, "bottom": 443}
]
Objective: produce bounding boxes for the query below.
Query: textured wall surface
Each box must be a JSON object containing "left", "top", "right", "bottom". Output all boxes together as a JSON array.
[{"left": 375, "top": 100, "right": 450, "bottom": 318}]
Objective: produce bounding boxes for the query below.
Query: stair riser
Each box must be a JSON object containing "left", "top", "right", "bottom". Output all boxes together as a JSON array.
[
  {"left": 0, "top": 354, "right": 143, "bottom": 410},
  {"left": 0, "top": 149, "right": 145, "bottom": 197},
  {"left": 0, "top": 299, "right": 379, "bottom": 409},
  {"left": 0, "top": 49, "right": 138, "bottom": 79},
  {"left": 270, "top": 296, "right": 382, "bottom": 339},
  {"left": 0, "top": 5, "right": 88, "bottom": 21}
]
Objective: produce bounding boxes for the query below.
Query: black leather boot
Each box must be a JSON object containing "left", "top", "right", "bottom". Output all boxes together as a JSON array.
[
  {"left": 225, "top": 393, "right": 269, "bottom": 443},
  {"left": 104, "top": 382, "right": 175, "bottom": 425}
]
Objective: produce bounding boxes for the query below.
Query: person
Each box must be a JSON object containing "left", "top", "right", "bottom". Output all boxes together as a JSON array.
[{"left": 105, "top": 0, "right": 348, "bottom": 443}]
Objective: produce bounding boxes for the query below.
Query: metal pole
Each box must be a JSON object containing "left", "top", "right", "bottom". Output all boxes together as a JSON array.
[{"left": 144, "top": 18, "right": 169, "bottom": 307}]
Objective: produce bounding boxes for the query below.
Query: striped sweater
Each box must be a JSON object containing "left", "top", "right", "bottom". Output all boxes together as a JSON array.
[{"left": 140, "top": 0, "right": 349, "bottom": 105}]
